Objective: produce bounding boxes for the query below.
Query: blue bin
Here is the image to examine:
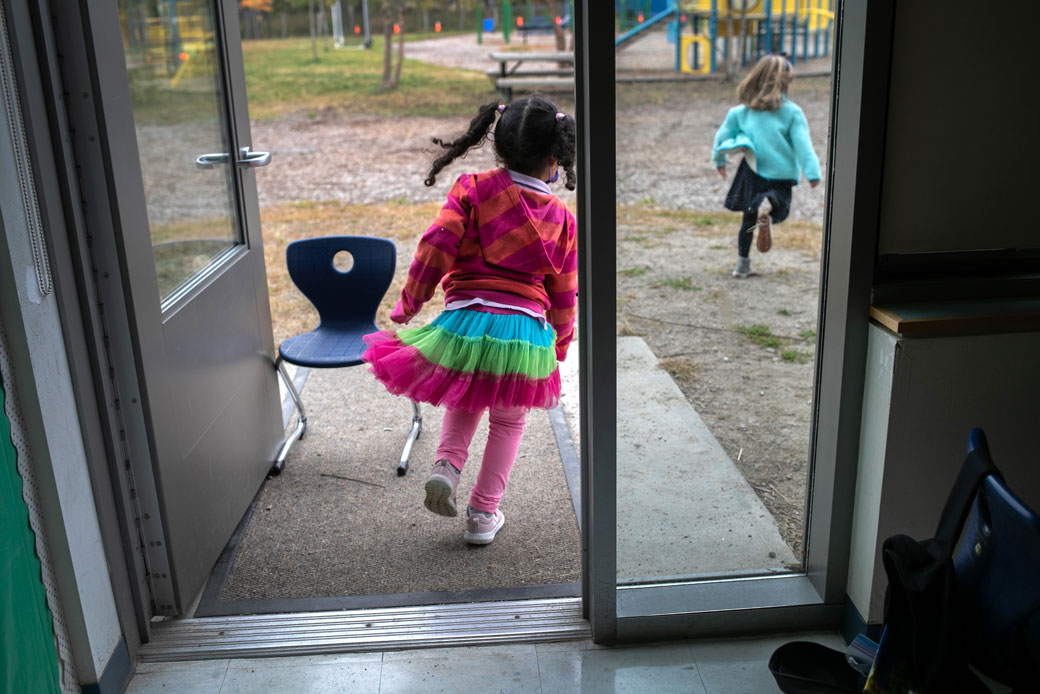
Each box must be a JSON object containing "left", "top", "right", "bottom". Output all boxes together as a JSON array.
[{"left": 482, "top": 17, "right": 495, "bottom": 32}]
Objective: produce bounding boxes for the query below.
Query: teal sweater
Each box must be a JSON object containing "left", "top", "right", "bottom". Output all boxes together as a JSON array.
[{"left": 711, "top": 98, "right": 821, "bottom": 183}]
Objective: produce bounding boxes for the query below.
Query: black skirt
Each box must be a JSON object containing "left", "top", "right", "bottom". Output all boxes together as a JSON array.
[{"left": 724, "top": 158, "right": 796, "bottom": 223}]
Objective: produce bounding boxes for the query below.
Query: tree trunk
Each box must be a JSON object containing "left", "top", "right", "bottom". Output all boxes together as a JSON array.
[
  {"left": 281, "top": 11, "right": 287, "bottom": 39},
  {"left": 392, "top": 7, "right": 405, "bottom": 87},
  {"left": 320, "top": 2, "right": 330, "bottom": 50},
  {"left": 309, "top": 0, "right": 318, "bottom": 60},
  {"left": 549, "top": 0, "right": 566, "bottom": 51},
  {"left": 380, "top": 1, "right": 394, "bottom": 88}
]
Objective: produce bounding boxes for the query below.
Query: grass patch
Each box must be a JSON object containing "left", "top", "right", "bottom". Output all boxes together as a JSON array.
[
  {"left": 799, "top": 328, "right": 817, "bottom": 341},
  {"left": 241, "top": 37, "right": 498, "bottom": 119},
  {"left": 735, "top": 323, "right": 783, "bottom": 349},
  {"left": 777, "top": 308, "right": 790, "bottom": 316},
  {"left": 659, "top": 357, "right": 698, "bottom": 382},
  {"left": 616, "top": 204, "right": 822, "bottom": 255},
  {"left": 781, "top": 349, "right": 811, "bottom": 363},
  {"left": 655, "top": 276, "right": 701, "bottom": 291},
  {"left": 618, "top": 267, "right": 648, "bottom": 277}
]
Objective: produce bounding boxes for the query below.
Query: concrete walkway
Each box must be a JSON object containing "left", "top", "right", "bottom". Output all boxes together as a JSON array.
[{"left": 607, "top": 338, "right": 796, "bottom": 580}]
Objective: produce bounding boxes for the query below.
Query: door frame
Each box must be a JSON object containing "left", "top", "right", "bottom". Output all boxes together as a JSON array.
[
  {"left": 579, "top": 0, "right": 894, "bottom": 642},
  {"left": 27, "top": 0, "right": 285, "bottom": 631},
  {"left": 19, "top": 0, "right": 892, "bottom": 656}
]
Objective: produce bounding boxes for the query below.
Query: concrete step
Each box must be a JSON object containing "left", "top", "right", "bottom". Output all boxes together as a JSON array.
[{"left": 560, "top": 337, "right": 797, "bottom": 580}]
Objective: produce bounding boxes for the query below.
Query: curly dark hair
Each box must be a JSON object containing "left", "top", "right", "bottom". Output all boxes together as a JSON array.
[{"left": 424, "top": 95, "right": 577, "bottom": 191}]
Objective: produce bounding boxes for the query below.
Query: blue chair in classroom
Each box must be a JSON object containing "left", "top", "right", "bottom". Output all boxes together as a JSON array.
[
  {"left": 953, "top": 428, "right": 1040, "bottom": 688},
  {"left": 273, "top": 235, "right": 422, "bottom": 476}
]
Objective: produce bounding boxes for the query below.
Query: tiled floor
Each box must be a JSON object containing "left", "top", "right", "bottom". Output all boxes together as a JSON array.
[{"left": 128, "top": 631, "right": 844, "bottom": 693}]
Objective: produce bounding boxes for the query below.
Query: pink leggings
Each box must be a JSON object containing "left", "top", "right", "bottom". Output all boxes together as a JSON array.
[{"left": 436, "top": 404, "right": 527, "bottom": 513}]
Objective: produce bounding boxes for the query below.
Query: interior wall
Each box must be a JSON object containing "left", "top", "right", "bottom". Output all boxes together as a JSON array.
[
  {"left": 877, "top": 0, "right": 1038, "bottom": 255},
  {"left": 854, "top": 326, "right": 1040, "bottom": 623}
]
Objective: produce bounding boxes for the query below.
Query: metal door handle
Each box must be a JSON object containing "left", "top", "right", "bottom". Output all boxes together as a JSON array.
[
  {"left": 237, "top": 147, "right": 271, "bottom": 168},
  {"left": 194, "top": 147, "right": 271, "bottom": 169},
  {"left": 195, "top": 152, "right": 229, "bottom": 169}
]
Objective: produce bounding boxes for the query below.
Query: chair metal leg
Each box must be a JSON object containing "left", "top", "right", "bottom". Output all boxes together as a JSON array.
[
  {"left": 273, "top": 356, "right": 307, "bottom": 475},
  {"left": 397, "top": 400, "right": 422, "bottom": 476}
]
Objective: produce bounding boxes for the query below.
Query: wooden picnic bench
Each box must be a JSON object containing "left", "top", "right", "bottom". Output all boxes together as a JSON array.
[{"left": 488, "top": 50, "right": 575, "bottom": 100}]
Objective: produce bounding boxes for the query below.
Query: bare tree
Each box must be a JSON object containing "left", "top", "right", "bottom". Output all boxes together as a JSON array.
[
  {"left": 380, "top": 0, "right": 406, "bottom": 90},
  {"left": 723, "top": 2, "right": 736, "bottom": 80},
  {"left": 548, "top": 0, "right": 566, "bottom": 52},
  {"left": 393, "top": 5, "right": 405, "bottom": 85},
  {"left": 309, "top": 0, "right": 318, "bottom": 60}
]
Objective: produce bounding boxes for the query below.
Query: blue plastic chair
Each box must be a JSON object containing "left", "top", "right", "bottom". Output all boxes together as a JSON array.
[
  {"left": 954, "top": 428, "right": 1040, "bottom": 687},
  {"left": 274, "top": 236, "right": 422, "bottom": 475}
]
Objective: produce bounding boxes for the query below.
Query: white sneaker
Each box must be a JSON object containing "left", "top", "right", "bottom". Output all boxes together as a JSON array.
[{"left": 732, "top": 256, "right": 752, "bottom": 278}]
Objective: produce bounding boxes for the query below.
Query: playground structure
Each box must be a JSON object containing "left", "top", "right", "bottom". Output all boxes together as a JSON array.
[
  {"left": 475, "top": 2, "right": 574, "bottom": 46},
  {"left": 616, "top": 0, "right": 834, "bottom": 75}
]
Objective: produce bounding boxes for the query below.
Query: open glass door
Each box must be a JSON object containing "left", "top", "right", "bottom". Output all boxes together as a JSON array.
[
  {"left": 79, "top": 0, "right": 282, "bottom": 615},
  {"left": 580, "top": 0, "right": 878, "bottom": 641}
]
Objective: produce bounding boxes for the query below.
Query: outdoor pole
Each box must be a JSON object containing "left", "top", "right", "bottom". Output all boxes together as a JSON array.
[
  {"left": 824, "top": 0, "right": 831, "bottom": 56},
  {"left": 765, "top": 0, "right": 772, "bottom": 55},
  {"left": 361, "top": 0, "right": 372, "bottom": 48},
  {"left": 674, "top": 5, "right": 680, "bottom": 73},
  {"left": 477, "top": 5, "right": 483, "bottom": 45},
  {"left": 802, "top": 0, "right": 810, "bottom": 61},
  {"left": 786, "top": 1, "right": 794, "bottom": 64},
  {"left": 709, "top": 0, "right": 717, "bottom": 73},
  {"left": 813, "top": 0, "right": 820, "bottom": 58},
  {"left": 802, "top": 0, "right": 811, "bottom": 59},
  {"left": 502, "top": 0, "right": 512, "bottom": 43},
  {"left": 331, "top": 0, "right": 343, "bottom": 47}
]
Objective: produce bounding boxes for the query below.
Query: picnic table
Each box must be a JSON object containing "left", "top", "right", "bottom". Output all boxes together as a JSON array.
[{"left": 487, "top": 50, "right": 575, "bottom": 101}]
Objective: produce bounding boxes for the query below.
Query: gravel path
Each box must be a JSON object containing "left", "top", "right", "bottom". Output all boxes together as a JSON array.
[{"left": 254, "top": 30, "right": 830, "bottom": 225}]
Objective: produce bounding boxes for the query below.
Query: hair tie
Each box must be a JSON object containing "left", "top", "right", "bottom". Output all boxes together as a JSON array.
[
  {"left": 555, "top": 112, "right": 565, "bottom": 121},
  {"left": 498, "top": 104, "right": 506, "bottom": 113}
]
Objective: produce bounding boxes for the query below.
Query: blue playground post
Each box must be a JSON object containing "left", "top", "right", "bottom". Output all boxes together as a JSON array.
[
  {"left": 709, "top": 0, "right": 717, "bottom": 73},
  {"left": 765, "top": 0, "right": 773, "bottom": 54},
  {"left": 673, "top": 6, "right": 681, "bottom": 72},
  {"left": 779, "top": 2, "right": 787, "bottom": 61},
  {"left": 813, "top": 0, "right": 820, "bottom": 58},
  {"left": 790, "top": 2, "right": 797, "bottom": 64},
  {"left": 802, "top": 4, "right": 809, "bottom": 62},
  {"left": 824, "top": 0, "right": 832, "bottom": 56}
]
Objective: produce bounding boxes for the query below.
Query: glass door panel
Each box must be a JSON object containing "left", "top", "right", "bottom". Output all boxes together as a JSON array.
[
  {"left": 614, "top": 7, "right": 835, "bottom": 584},
  {"left": 119, "top": 0, "right": 239, "bottom": 302}
]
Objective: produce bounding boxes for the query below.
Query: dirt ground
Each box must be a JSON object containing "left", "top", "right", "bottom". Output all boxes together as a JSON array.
[{"left": 253, "top": 32, "right": 833, "bottom": 559}]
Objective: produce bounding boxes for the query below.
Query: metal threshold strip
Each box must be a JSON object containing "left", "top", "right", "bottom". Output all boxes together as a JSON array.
[{"left": 139, "top": 597, "right": 589, "bottom": 662}]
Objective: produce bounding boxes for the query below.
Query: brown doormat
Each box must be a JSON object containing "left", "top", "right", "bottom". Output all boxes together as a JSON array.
[{"left": 216, "top": 366, "right": 581, "bottom": 604}]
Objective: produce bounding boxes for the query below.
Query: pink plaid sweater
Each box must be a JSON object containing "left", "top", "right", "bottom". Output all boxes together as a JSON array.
[{"left": 392, "top": 169, "right": 578, "bottom": 359}]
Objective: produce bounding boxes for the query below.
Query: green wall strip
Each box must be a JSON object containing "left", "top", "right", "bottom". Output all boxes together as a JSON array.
[{"left": 1, "top": 381, "right": 60, "bottom": 693}]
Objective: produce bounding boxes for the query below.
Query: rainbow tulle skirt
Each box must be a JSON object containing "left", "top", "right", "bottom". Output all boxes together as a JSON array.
[{"left": 361, "top": 308, "right": 561, "bottom": 412}]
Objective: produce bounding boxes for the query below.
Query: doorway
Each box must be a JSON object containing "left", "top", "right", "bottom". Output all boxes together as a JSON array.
[{"left": 34, "top": 0, "right": 867, "bottom": 657}]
